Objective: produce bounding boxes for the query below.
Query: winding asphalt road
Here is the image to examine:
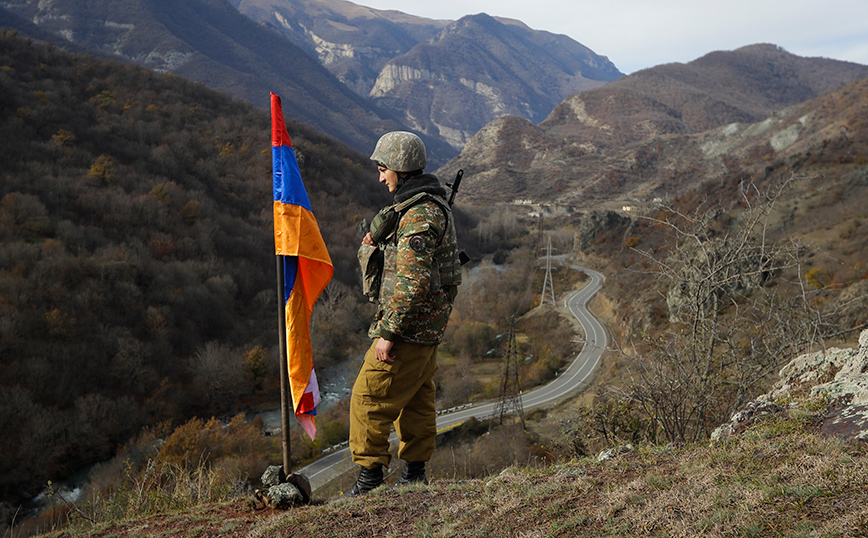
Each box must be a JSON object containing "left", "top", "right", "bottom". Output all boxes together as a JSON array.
[{"left": 298, "top": 266, "right": 608, "bottom": 492}]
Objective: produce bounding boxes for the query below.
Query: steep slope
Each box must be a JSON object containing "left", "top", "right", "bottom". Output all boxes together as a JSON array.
[
  {"left": 458, "top": 75, "right": 868, "bottom": 355},
  {"left": 0, "top": 6, "right": 98, "bottom": 54},
  {"left": 232, "top": 0, "right": 447, "bottom": 95},
  {"left": 15, "top": 333, "right": 868, "bottom": 537},
  {"left": 370, "top": 13, "right": 622, "bottom": 149},
  {"left": 440, "top": 44, "right": 868, "bottom": 204},
  {"left": 0, "top": 0, "right": 452, "bottom": 160}
]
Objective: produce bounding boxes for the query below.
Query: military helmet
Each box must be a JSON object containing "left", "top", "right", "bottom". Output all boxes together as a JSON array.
[{"left": 370, "top": 131, "right": 427, "bottom": 172}]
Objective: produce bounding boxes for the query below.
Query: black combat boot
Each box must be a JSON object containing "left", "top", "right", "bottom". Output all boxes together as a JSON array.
[
  {"left": 393, "top": 461, "right": 428, "bottom": 487},
  {"left": 343, "top": 465, "right": 384, "bottom": 497}
]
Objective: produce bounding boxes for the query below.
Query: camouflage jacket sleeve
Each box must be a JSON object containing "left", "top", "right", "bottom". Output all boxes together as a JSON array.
[{"left": 377, "top": 201, "right": 445, "bottom": 341}]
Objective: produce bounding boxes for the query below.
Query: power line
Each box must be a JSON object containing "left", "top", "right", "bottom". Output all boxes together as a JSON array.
[
  {"left": 492, "top": 316, "right": 525, "bottom": 429},
  {"left": 540, "top": 235, "right": 555, "bottom": 306}
]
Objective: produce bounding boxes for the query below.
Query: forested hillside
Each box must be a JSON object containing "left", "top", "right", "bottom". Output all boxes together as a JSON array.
[{"left": 0, "top": 30, "right": 392, "bottom": 503}]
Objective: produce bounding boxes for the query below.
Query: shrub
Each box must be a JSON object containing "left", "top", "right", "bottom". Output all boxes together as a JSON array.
[
  {"left": 806, "top": 267, "right": 829, "bottom": 289},
  {"left": 430, "top": 422, "right": 545, "bottom": 479},
  {"left": 157, "top": 414, "right": 270, "bottom": 471}
]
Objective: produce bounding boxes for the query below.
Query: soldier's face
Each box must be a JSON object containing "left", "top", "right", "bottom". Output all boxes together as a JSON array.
[{"left": 378, "top": 166, "right": 399, "bottom": 193}]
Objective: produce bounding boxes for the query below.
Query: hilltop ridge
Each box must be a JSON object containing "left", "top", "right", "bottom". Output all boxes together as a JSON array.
[{"left": 0, "top": 0, "right": 437, "bottom": 158}]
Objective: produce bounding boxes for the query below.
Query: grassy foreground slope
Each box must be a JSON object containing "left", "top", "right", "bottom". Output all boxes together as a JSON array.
[{"left": 35, "top": 401, "right": 868, "bottom": 537}]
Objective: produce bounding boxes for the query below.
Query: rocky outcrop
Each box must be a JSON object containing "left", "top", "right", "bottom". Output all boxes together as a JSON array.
[
  {"left": 370, "top": 13, "right": 620, "bottom": 150},
  {"left": 710, "top": 400, "right": 785, "bottom": 441},
  {"left": 665, "top": 238, "right": 768, "bottom": 323},
  {"left": 577, "top": 210, "right": 633, "bottom": 253},
  {"left": 596, "top": 443, "right": 635, "bottom": 462},
  {"left": 713, "top": 330, "right": 868, "bottom": 444},
  {"left": 369, "top": 65, "right": 443, "bottom": 97},
  {"left": 236, "top": 0, "right": 445, "bottom": 95}
]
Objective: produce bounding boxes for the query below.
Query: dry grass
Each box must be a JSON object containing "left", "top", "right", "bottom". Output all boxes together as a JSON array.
[{"left": 31, "top": 411, "right": 868, "bottom": 538}]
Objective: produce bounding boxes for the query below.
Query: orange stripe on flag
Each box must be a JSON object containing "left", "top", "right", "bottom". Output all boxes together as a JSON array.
[{"left": 273, "top": 201, "right": 332, "bottom": 264}]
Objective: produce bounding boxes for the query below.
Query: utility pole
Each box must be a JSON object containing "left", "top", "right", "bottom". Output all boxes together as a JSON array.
[
  {"left": 540, "top": 235, "right": 556, "bottom": 306},
  {"left": 492, "top": 317, "right": 525, "bottom": 429}
]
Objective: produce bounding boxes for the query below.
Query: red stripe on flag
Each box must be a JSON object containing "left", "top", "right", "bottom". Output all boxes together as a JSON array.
[{"left": 271, "top": 93, "right": 292, "bottom": 148}]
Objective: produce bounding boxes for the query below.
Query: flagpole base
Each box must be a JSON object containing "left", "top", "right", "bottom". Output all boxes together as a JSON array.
[{"left": 286, "top": 472, "right": 312, "bottom": 504}]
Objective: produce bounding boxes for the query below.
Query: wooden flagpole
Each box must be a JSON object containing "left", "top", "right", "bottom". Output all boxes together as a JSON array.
[{"left": 275, "top": 254, "right": 292, "bottom": 475}]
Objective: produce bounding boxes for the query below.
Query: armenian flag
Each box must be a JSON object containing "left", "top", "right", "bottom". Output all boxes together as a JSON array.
[{"left": 271, "top": 92, "right": 333, "bottom": 440}]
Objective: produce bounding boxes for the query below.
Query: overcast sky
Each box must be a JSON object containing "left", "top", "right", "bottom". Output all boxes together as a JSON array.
[{"left": 358, "top": 0, "right": 868, "bottom": 74}]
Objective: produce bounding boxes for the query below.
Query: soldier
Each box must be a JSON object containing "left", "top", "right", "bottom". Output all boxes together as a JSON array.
[{"left": 346, "top": 131, "right": 461, "bottom": 496}]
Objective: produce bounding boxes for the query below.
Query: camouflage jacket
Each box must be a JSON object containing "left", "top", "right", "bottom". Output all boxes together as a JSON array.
[{"left": 366, "top": 176, "right": 460, "bottom": 345}]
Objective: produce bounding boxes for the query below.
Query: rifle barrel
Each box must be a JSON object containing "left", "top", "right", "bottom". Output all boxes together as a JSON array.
[{"left": 448, "top": 169, "right": 464, "bottom": 206}]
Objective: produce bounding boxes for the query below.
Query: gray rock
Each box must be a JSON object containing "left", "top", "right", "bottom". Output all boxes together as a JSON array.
[
  {"left": 810, "top": 330, "right": 868, "bottom": 442},
  {"left": 711, "top": 400, "right": 784, "bottom": 442},
  {"left": 261, "top": 465, "right": 284, "bottom": 487},
  {"left": 665, "top": 237, "right": 767, "bottom": 323},
  {"left": 714, "top": 329, "right": 868, "bottom": 444},
  {"left": 578, "top": 210, "right": 633, "bottom": 252},
  {"left": 810, "top": 330, "right": 868, "bottom": 402},
  {"left": 767, "top": 329, "right": 868, "bottom": 408},
  {"left": 265, "top": 483, "right": 304, "bottom": 509},
  {"left": 597, "top": 443, "right": 634, "bottom": 462}
]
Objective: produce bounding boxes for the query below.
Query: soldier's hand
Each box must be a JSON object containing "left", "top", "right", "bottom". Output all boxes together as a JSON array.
[
  {"left": 362, "top": 232, "right": 376, "bottom": 246},
  {"left": 375, "top": 338, "right": 395, "bottom": 363}
]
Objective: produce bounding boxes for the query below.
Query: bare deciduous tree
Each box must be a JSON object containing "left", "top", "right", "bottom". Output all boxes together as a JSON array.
[
  {"left": 190, "top": 342, "right": 243, "bottom": 409},
  {"left": 618, "top": 177, "right": 837, "bottom": 442}
]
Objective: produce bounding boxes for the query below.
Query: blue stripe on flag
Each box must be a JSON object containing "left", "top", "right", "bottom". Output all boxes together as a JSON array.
[{"left": 272, "top": 145, "right": 312, "bottom": 210}]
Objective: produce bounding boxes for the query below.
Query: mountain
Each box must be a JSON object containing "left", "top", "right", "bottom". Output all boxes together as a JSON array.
[
  {"left": 369, "top": 13, "right": 622, "bottom": 149},
  {"left": 543, "top": 43, "right": 868, "bottom": 148},
  {"left": 231, "top": 0, "right": 448, "bottom": 95},
  {"left": 0, "top": 5, "right": 94, "bottom": 53},
  {"left": 2, "top": 0, "right": 622, "bottom": 161},
  {"left": 233, "top": 0, "right": 623, "bottom": 149},
  {"left": 439, "top": 44, "right": 868, "bottom": 205},
  {"left": 0, "top": 0, "right": 458, "bottom": 162}
]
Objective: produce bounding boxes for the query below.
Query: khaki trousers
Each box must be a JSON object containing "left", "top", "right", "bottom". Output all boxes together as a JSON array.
[{"left": 349, "top": 339, "right": 439, "bottom": 469}]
